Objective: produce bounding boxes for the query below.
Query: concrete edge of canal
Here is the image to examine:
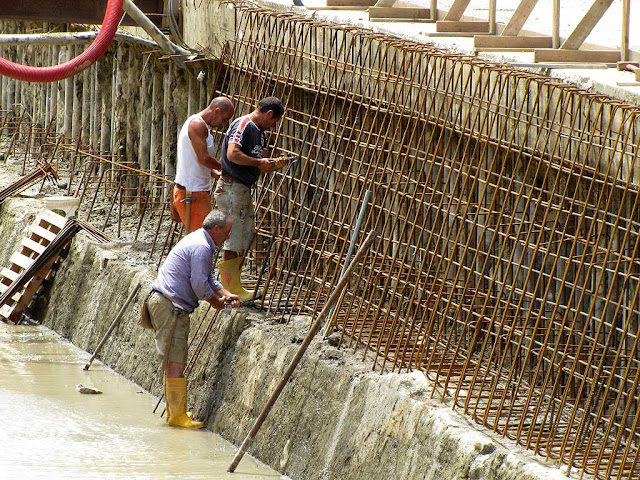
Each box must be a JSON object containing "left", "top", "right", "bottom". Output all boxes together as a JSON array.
[{"left": 1, "top": 197, "right": 576, "bottom": 480}]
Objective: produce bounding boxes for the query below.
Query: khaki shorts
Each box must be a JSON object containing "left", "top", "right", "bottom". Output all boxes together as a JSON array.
[
  {"left": 214, "top": 177, "right": 255, "bottom": 253},
  {"left": 147, "top": 292, "right": 190, "bottom": 364}
]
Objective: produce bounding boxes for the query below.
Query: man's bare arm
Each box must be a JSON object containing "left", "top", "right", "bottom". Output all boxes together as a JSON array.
[
  {"left": 227, "top": 143, "right": 288, "bottom": 173},
  {"left": 188, "top": 119, "right": 222, "bottom": 172}
]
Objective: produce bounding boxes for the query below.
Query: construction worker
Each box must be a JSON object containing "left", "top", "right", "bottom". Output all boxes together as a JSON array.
[
  {"left": 173, "top": 97, "right": 235, "bottom": 232},
  {"left": 215, "top": 96, "right": 289, "bottom": 302},
  {"left": 147, "top": 210, "right": 242, "bottom": 429}
]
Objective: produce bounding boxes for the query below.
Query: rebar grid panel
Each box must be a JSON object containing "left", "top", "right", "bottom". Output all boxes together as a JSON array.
[
  {"left": 0, "top": 113, "right": 177, "bottom": 251},
  {"left": 213, "top": 4, "right": 640, "bottom": 478}
]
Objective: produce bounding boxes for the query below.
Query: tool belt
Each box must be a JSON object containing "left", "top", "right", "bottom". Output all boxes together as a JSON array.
[{"left": 138, "top": 290, "right": 154, "bottom": 329}]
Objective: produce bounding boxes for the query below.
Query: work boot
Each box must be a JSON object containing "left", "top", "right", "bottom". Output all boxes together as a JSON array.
[
  {"left": 164, "top": 376, "right": 193, "bottom": 421},
  {"left": 165, "top": 376, "right": 204, "bottom": 429},
  {"left": 218, "top": 257, "right": 262, "bottom": 302}
]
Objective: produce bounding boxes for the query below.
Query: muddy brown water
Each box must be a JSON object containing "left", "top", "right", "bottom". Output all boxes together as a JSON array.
[{"left": 0, "top": 322, "right": 285, "bottom": 480}]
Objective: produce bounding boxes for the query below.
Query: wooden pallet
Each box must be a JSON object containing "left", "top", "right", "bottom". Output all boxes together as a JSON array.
[{"left": 0, "top": 209, "right": 68, "bottom": 324}]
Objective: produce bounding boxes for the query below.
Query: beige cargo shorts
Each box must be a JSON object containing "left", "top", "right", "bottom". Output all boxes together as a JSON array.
[
  {"left": 214, "top": 177, "right": 255, "bottom": 253},
  {"left": 147, "top": 292, "right": 190, "bottom": 364}
]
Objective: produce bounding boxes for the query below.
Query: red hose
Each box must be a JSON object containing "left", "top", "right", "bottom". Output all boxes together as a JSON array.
[{"left": 0, "top": 0, "right": 123, "bottom": 83}]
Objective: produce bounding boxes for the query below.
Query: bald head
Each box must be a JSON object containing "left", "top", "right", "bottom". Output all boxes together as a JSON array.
[
  {"left": 203, "top": 96, "right": 235, "bottom": 129},
  {"left": 209, "top": 96, "right": 234, "bottom": 114}
]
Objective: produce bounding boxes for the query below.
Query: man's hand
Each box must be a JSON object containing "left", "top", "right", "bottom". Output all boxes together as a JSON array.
[
  {"left": 211, "top": 168, "right": 222, "bottom": 181},
  {"left": 221, "top": 294, "right": 243, "bottom": 309},
  {"left": 208, "top": 289, "right": 243, "bottom": 310},
  {"left": 258, "top": 156, "right": 289, "bottom": 173}
]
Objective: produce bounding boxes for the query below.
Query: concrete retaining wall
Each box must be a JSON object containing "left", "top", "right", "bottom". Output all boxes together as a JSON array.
[{"left": 0, "top": 198, "right": 570, "bottom": 480}]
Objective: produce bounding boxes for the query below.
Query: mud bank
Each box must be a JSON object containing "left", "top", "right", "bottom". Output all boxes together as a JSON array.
[{"left": 0, "top": 198, "right": 572, "bottom": 480}]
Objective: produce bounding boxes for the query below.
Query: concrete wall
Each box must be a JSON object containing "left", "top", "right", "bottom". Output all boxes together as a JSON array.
[{"left": 0, "top": 197, "right": 570, "bottom": 480}]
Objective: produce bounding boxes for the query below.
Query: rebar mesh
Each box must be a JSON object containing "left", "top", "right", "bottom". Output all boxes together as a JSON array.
[{"left": 213, "top": 4, "right": 640, "bottom": 478}]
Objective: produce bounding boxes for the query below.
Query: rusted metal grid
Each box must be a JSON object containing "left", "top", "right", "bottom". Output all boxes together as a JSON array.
[
  {"left": 215, "top": 4, "right": 640, "bottom": 479},
  {"left": 0, "top": 110, "right": 177, "bottom": 255}
]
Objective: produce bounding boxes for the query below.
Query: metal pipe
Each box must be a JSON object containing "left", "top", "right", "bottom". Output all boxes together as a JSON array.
[
  {"left": 0, "top": 32, "right": 157, "bottom": 50},
  {"left": 83, "top": 283, "right": 141, "bottom": 370},
  {"left": 322, "top": 189, "right": 372, "bottom": 337},
  {"left": 122, "top": 0, "right": 193, "bottom": 67}
]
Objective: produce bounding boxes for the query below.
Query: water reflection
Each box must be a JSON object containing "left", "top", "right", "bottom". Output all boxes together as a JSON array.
[{"left": 0, "top": 323, "right": 284, "bottom": 480}]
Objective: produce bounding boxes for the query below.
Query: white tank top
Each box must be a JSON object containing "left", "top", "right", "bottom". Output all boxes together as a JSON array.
[{"left": 175, "top": 114, "right": 215, "bottom": 192}]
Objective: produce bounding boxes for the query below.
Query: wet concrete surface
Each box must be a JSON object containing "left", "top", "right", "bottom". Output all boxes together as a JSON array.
[{"left": 0, "top": 322, "right": 284, "bottom": 480}]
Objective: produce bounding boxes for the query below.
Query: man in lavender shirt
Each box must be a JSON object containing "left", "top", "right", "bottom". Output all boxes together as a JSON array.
[{"left": 148, "top": 209, "right": 242, "bottom": 429}]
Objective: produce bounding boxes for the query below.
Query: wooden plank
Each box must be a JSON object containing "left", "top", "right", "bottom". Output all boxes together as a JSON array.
[
  {"left": 534, "top": 49, "right": 621, "bottom": 64},
  {"left": 430, "top": 32, "right": 490, "bottom": 38},
  {"left": 21, "top": 237, "right": 47, "bottom": 255},
  {"left": 443, "top": 0, "right": 471, "bottom": 21},
  {"left": 9, "top": 252, "right": 34, "bottom": 270},
  {"left": 326, "top": 0, "right": 376, "bottom": 6},
  {"left": 1, "top": 268, "right": 20, "bottom": 281},
  {"left": 436, "top": 21, "right": 490, "bottom": 33},
  {"left": 502, "top": 0, "right": 540, "bottom": 36},
  {"left": 553, "top": 0, "right": 560, "bottom": 47},
  {"left": 39, "top": 209, "right": 68, "bottom": 229},
  {"left": 29, "top": 225, "right": 57, "bottom": 242},
  {"left": 474, "top": 35, "right": 552, "bottom": 49},
  {"left": 368, "top": 7, "right": 431, "bottom": 19},
  {"left": 622, "top": 0, "right": 630, "bottom": 61},
  {"left": 6, "top": 255, "right": 60, "bottom": 324},
  {"left": 0, "top": 284, "right": 22, "bottom": 303},
  {"left": 561, "top": 0, "right": 615, "bottom": 50},
  {"left": 0, "top": 304, "right": 14, "bottom": 320}
]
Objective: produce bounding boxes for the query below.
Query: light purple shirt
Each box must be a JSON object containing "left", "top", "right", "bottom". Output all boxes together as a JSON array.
[{"left": 151, "top": 228, "right": 223, "bottom": 313}]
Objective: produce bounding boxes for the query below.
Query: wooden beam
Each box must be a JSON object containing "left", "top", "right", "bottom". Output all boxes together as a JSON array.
[
  {"left": 489, "top": 0, "right": 496, "bottom": 35},
  {"left": 326, "top": 0, "right": 377, "bottom": 6},
  {"left": 534, "top": 49, "right": 621, "bottom": 64},
  {"left": 443, "top": 0, "right": 471, "bottom": 21},
  {"left": 553, "top": 0, "right": 560, "bottom": 48},
  {"left": 474, "top": 35, "right": 552, "bottom": 49},
  {"left": 502, "top": 0, "right": 541, "bottom": 36},
  {"left": 0, "top": 0, "right": 164, "bottom": 26},
  {"left": 617, "top": 62, "right": 640, "bottom": 81},
  {"left": 369, "top": 7, "right": 432, "bottom": 20},
  {"left": 622, "top": 0, "right": 630, "bottom": 61},
  {"left": 561, "top": 0, "right": 615, "bottom": 50},
  {"left": 436, "top": 21, "right": 490, "bottom": 33}
]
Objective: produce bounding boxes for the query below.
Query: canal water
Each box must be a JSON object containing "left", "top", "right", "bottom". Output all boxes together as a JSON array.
[{"left": 0, "top": 322, "right": 284, "bottom": 480}]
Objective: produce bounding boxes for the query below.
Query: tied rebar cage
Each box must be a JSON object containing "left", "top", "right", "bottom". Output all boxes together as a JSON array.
[{"left": 215, "top": 3, "right": 640, "bottom": 478}]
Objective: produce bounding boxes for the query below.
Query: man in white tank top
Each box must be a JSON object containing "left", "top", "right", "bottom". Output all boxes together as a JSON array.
[{"left": 173, "top": 97, "right": 234, "bottom": 232}]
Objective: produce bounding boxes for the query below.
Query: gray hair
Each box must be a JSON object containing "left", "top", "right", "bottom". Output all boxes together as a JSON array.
[{"left": 202, "top": 210, "right": 229, "bottom": 230}]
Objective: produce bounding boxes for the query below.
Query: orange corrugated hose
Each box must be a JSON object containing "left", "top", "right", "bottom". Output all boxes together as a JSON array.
[{"left": 0, "top": 0, "right": 123, "bottom": 82}]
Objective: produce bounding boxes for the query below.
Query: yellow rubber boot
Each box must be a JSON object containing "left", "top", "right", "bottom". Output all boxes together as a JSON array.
[
  {"left": 165, "top": 377, "right": 204, "bottom": 429},
  {"left": 218, "top": 257, "right": 262, "bottom": 302},
  {"left": 164, "top": 376, "right": 193, "bottom": 421}
]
